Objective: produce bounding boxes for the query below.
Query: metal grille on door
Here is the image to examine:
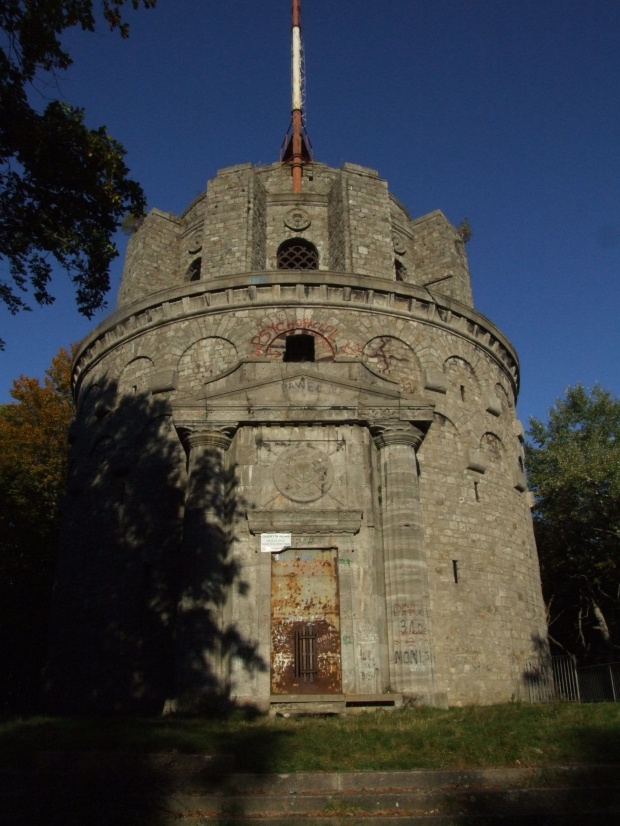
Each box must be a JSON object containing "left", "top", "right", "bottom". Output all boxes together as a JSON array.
[{"left": 294, "top": 623, "right": 318, "bottom": 682}]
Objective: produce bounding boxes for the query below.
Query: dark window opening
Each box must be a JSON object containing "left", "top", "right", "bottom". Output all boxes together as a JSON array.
[
  {"left": 474, "top": 480, "right": 480, "bottom": 501},
  {"left": 295, "top": 623, "right": 318, "bottom": 682},
  {"left": 452, "top": 560, "right": 459, "bottom": 584},
  {"left": 187, "top": 257, "right": 202, "bottom": 281},
  {"left": 277, "top": 238, "right": 319, "bottom": 270},
  {"left": 283, "top": 333, "right": 315, "bottom": 362},
  {"left": 395, "top": 259, "right": 407, "bottom": 281},
  {"left": 460, "top": 384, "right": 466, "bottom": 401}
]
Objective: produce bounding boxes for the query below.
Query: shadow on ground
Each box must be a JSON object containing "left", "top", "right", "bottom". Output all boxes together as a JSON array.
[{"left": 0, "top": 722, "right": 292, "bottom": 825}]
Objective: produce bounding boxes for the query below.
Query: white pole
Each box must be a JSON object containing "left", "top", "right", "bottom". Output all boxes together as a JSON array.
[{"left": 292, "top": 23, "right": 302, "bottom": 111}]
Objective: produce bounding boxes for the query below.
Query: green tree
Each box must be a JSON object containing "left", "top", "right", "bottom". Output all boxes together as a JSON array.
[
  {"left": 526, "top": 384, "right": 620, "bottom": 663},
  {"left": 0, "top": 344, "right": 75, "bottom": 712},
  {"left": 0, "top": 1, "right": 156, "bottom": 347}
]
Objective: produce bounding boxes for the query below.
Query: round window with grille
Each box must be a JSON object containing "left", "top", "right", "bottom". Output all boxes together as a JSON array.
[{"left": 277, "top": 238, "right": 319, "bottom": 270}]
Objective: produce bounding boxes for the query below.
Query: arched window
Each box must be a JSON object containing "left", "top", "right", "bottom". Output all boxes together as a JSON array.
[
  {"left": 395, "top": 259, "right": 407, "bottom": 282},
  {"left": 187, "top": 258, "right": 202, "bottom": 281},
  {"left": 277, "top": 238, "right": 319, "bottom": 270}
]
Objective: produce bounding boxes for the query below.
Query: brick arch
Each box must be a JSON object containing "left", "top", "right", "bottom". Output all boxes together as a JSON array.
[
  {"left": 78, "top": 381, "right": 103, "bottom": 413},
  {"left": 266, "top": 328, "right": 335, "bottom": 362},
  {"left": 117, "top": 357, "right": 154, "bottom": 397},
  {"left": 495, "top": 382, "right": 514, "bottom": 413},
  {"left": 417, "top": 412, "right": 463, "bottom": 483},
  {"left": 443, "top": 355, "right": 480, "bottom": 403},
  {"left": 362, "top": 335, "right": 423, "bottom": 395},
  {"left": 480, "top": 431, "right": 504, "bottom": 460},
  {"left": 177, "top": 336, "right": 238, "bottom": 391}
]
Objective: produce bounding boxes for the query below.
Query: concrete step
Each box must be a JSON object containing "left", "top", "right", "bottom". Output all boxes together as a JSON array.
[
  {"left": 2, "top": 758, "right": 620, "bottom": 825},
  {"left": 167, "top": 785, "right": 620, "bottom": 817}
]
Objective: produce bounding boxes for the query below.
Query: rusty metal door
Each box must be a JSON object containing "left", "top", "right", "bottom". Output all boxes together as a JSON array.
[{"left": 270, "top": 548, "right": 342, "bottom": 694}]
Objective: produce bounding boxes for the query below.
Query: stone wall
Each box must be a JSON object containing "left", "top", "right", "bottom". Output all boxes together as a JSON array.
[
  {"left": 50, "top": 158, "right": 546, "bottom": 713},
  {"left": 117, "top": 209, "right": 181, "bottom": 309}
]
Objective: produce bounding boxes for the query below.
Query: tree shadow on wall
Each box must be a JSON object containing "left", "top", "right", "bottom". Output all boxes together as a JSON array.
[{"left": 45, "top": 377, "right": 266, "bottom": 716}]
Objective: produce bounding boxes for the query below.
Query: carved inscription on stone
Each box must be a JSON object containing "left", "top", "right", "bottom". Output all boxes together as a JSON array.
[{"left": 273, "top": 445, "right": 334, "bottom": 503}]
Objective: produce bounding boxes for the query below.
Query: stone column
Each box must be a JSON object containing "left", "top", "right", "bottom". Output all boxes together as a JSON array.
[
  {"left": 371, "top": 421, "right": 436, "bottom": 700},
  {"left": 174, "top": 426, "right": 236, "bottom": 706}
]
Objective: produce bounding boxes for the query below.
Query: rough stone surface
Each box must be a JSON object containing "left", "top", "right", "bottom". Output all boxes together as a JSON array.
[{"left": 47, "top": 160, "right": 547, "bottom": 713}]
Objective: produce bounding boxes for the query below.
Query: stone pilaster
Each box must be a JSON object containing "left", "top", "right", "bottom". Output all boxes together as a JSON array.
[
  {"left": 174, "top": 426, "right": 237, "bottom": 706},
  {"left": 371, "top": 422, "right": 437, "bottom": 701}
]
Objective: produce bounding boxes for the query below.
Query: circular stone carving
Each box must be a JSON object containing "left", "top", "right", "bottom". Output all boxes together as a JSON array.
[
  {"left": 188, "top": 234, "right": 202, "bottom": 255},
  {"left": 362, "top": 336, "right": 421, "bottom": 395},
  {"left": 284, "top": 207, "right": 311, "bottom": 231},
  {"left": 273, "top": 445, "right": 334, "bottom": 502},
  {"left": 393, "top": 234, "right": 407, "bottom": 256}
]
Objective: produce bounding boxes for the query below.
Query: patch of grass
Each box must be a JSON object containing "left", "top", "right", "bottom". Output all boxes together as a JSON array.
[{"left": 2, "top": 703, "right": 620, "bottom": 772}]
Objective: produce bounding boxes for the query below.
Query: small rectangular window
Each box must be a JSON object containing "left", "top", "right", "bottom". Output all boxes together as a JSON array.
[{"left": 284, "top": 333, "right": 315, "bottom": 362}]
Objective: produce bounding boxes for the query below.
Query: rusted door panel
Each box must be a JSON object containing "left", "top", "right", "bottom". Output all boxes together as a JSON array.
[{"left": 271, "top": 548, "right": 342, "bottom": 694}]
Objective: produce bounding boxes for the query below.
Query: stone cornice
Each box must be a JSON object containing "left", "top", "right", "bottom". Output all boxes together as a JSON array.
[{"left": 72, "top": 271, "right": 520, "bottom": 397}]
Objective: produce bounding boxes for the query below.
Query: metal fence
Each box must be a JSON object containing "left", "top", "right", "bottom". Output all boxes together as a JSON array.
[{"left": 526, "top": 656, "right": 620, "bottom": 703}]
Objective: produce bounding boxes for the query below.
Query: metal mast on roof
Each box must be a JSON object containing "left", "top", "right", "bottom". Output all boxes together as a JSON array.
[{"left": 281, "top": 0, "right": 312, "bottom": 192}]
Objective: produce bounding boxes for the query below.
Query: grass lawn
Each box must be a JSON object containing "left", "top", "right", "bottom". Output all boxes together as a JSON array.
[{"left": 2, "top": 702, "right": 620, "bottom": 772}]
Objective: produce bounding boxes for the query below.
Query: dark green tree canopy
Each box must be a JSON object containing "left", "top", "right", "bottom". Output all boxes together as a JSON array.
[
  {"left": 0, "top": 1, "right": 156, "bottom": 339},
  {"left": 526, "top": 383, "right": 620, "bottom": 663}
]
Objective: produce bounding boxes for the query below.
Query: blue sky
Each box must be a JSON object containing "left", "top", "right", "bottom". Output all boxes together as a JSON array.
[{"left": 1, "top": 0, "right": 618, "bottom": 426}]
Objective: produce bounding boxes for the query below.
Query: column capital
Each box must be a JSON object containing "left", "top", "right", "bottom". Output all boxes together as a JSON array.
[
  {"left": 370, "top": 421, "right": 425, "bottom": 451},
  {"left": 178, "top": 425, "right": 236, "bottom": 453}
]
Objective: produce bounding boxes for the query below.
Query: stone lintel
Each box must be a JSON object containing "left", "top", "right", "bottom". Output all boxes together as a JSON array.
[
  {"left": 424, "top": 370, "right": 448, "bottom": 394},
  {"left": 486, "top": 394, "right": 502, "bottom": 417},
  {"left": 514, "top": 471, "right": 528, "bottom": 492},
  {"left": 467, "top": 449, "right": 487, "bottom": 474},
  {"left": 149, "top": 369, "right": 177, "bottom": 394},
  {"left": 247, "top": 510, "right": 363, "bottom": 535}
]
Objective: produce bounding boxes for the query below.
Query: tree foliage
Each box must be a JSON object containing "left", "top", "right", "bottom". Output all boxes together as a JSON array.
[
  {"left": 0, "top": 344, "right": 75, "bottom": 712},
  {"left": 0, "top": 1, "right": 156, "bottom": 345},
  {"left": 526, "top": 384, "right": 620, "bottom": 663}
]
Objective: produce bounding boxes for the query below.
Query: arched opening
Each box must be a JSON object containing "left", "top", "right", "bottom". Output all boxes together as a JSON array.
[
  {"left": 277, "top": 238, "right": 319, "bottom": 270},
  {"left": 266, "top": 328, "right": 334, "bottom": 362},
  {"left": 395, "top": 259, "right": 407, "bottom": 281},
  {"left": 187, "top": 258, "right": 202, "bottom": 281}
]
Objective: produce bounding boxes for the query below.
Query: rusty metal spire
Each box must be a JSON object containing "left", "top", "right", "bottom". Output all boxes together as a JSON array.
[{"left": 281, "top": 0, "right": 311, "bottom": 191}]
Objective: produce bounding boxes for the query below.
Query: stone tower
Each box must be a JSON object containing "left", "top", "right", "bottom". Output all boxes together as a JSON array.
[{"left": 47, "top": 8, "right": 547, "bottom": 714}]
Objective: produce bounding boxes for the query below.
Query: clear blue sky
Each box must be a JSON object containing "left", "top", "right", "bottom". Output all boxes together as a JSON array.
[{"left": 1, "top": 0, "right": 619, "bottom": 426}]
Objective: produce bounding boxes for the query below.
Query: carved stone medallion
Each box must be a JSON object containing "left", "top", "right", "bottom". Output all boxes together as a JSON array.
[
  {"left": 393, "top": 234, "right": 407, "bottom": 256},
  {"left": 284, "top": 207, "right": 311, "bottom": 232},
  {"left": 273, "top": 445, "right": 334, "bottom": 503},
  {"left": 187, "top": 233, "right": 203, "bottom": 255}
]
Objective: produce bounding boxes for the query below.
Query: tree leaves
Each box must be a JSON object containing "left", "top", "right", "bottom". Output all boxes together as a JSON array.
[
  {"left": 0, "top": 1, "right": 157, "bottom": 346},
  {"left": 526, "top": 384, "right": 620, "bottom": 662},
  {"left": 0, "top": 343, "right": 75, "bottom": 711}
]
